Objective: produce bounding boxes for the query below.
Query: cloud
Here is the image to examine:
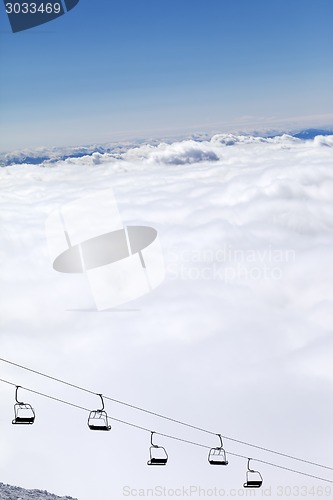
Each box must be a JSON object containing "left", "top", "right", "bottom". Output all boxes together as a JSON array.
[
  {"left": 313, "top": 134, "right": 333, "bottom": 147},
  {"left": 5, "top": 129, "right": 328, "bottom": 167},
  {"left": 123, "top": 140, "right": 220, "bottom": 165},
  {"left": 0, "top": 134, "right": 332, "bottom": 498}
]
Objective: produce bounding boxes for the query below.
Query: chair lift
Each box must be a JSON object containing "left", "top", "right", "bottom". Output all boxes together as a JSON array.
[
  {"left": 243, "top": 458, "right": 263, "bottom": 488},
  {"left": 208, "top": 434, "right": 228, "bottom": 465},
  {"left": 147, "top": 432, "right": 168, "bottom": 466},
  {"left": 12, "top": 386, "right": 35, "bottom": 425},
  {"left": 87, "top": 394, "right": 111, "bottom": 431}
]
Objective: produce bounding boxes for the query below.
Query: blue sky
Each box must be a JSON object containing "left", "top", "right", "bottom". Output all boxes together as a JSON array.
[{"left": 1, "top": 0, "right": 333, "bottom": 151}]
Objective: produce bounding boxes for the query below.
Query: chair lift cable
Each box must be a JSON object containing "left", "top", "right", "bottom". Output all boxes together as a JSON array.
[
  {"left": 0, "top": 357, "right": 332, "bottom": 472},
  {"left": 0, "top": 377, "right": 332, "bottom": 485}
]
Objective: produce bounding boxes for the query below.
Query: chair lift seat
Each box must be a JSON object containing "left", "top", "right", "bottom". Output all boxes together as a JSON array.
[
  {"left": 148, "top": 457, "right": 167, "bottom": 465},
  {"left": 13, "top": 416, "right": 35, "bottom": 424},
  {"left": 88, "top": 423, "right": 111, "bottom": 431},
  {"left": 208, "top": 435, "right": 228, "bottom": 466},
  {"left": 87, "top": 397, "right": 111, "bottom": 431},
  {"left": 12, "top": 393, "right": 35, "bottom": 426},
  {"left": 244, "top": 480, "right": 262, "bottom": 488},
  {"left": 147, "top": 432, "right": 168, "bottom": 466},
  {"left": 209, "top": 458, "right": 228, "bottom": 465},
  {"left": 243, "top": 458, "right": 263, "bottom": 489}
]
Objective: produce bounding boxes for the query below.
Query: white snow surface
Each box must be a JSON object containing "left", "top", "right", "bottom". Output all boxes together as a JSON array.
[
  {"left": 0, "top": 483, "right": 76, "bottom": 500},
  {"left": 0, "top": 134, "right": 333, "bottom": 499}
]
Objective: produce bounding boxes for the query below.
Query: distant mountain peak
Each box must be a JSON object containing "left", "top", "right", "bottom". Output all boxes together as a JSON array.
[{"left": 292, "top": 128, "right": 333, "bottom": 139}]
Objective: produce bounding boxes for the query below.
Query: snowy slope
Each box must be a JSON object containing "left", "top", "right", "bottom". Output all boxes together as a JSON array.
[{"left": 0, "top": 483, "right": 77, "bottom": 500}]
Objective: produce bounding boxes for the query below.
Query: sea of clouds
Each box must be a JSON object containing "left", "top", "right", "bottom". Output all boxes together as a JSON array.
[{"left": 0, "top": 134, "right": 332, "bottom": 499}]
